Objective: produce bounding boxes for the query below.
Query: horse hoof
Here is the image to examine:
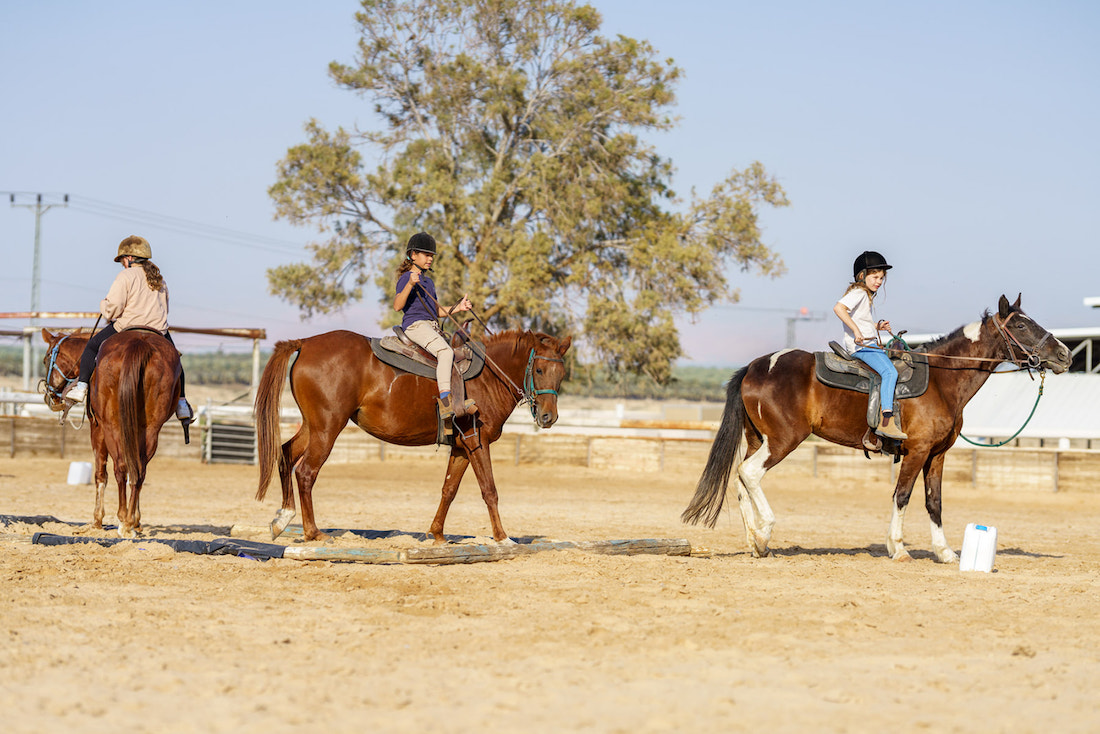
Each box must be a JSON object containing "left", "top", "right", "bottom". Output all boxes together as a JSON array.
[
  {"left": 891, "top": 550, "right": 913, "bottom": 562},
  {"left": 270, "top": 508, "right": 296, "bottom": 539},
  {"left": 495, "top": 537, "right": 517, "bottom": 546},
  {"left": 937, "top": 548, "right": 959, "bottom": 564}
]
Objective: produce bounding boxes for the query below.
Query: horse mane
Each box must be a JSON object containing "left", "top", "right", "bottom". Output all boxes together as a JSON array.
[
  {"left": 921, "top": 316, "right": 983, "bottom": 353},
  {"left": 484, "top": 328, "right": 545, "bottom": 358},
  {"left": 922, "top": 304, "right": 1021, "bottom": 353}
]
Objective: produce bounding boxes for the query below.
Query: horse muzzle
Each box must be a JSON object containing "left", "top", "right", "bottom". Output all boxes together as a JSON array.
[
  {"left": 1042, "top": 339, "right": 1072, "bottom": 374},
  {"left": 535, "top": 402, "right": 559, "bottom": 429}
]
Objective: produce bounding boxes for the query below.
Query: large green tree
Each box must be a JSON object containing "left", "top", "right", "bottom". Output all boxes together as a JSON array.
[{"left": 269, "top": 0, "right": 788, "bottom": 383}]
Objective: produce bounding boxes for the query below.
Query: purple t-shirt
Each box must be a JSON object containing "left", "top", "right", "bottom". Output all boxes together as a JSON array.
[{"left": 396, "top": 270, "right": 438, "bottom": 329}]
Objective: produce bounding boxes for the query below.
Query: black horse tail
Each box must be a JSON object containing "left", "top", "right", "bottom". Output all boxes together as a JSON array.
[{"left": 682, "top": 366, "right": 749, "bottom": 529}]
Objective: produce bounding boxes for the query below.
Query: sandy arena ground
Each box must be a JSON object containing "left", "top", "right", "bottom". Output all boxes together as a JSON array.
[{"left": 2, "top": 447, "right": 1098, "bottom": 733}]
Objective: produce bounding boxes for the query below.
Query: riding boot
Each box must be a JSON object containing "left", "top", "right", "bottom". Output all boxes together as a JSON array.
[
  {"left": 67, "top": 381, "right": 88, "bottom": 403},
  {"left": 437, "top": 394, "right": 455, "bottom": 422},
  {"left": 876, "top": 412, "right": 908, "bottom": 440}
]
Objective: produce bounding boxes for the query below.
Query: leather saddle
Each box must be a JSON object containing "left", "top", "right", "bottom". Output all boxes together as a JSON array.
[
  {"left": 370, "top": 326, "right": 485, "bottom": 381},
  {"left": 814, "top": 341, "right": 929, "bottom": 431}
]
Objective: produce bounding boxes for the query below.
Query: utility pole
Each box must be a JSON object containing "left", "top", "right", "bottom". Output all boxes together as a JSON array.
[
  {"left": 786, "top": 307, "right": 827, "bottom": 348},
  {"left": 9, "top": 192, "right": 69, "bottom": 387}
]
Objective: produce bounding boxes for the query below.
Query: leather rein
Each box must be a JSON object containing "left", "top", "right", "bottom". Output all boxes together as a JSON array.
[{"left": 888, "top": 312, "right": 1053, "bottom": 372}]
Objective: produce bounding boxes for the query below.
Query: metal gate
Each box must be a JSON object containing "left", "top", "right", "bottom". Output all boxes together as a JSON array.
[{"left": 201, "top": 404, "right": 256, "bottom": 464}]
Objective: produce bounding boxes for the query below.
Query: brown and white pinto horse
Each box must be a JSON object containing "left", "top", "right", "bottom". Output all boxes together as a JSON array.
[
  {"left": 254, "top": 329, "right": 571, "bottom": 543},
  {"left": 42, "top": 328, "right": 184, "bottom": 537},
  {"left": 682, "top": 295, "right": 1071, "bottom": 562}
]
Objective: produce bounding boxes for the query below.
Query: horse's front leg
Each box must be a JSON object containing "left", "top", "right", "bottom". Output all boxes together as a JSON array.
[
  {"left": 465, "top": 443, "right": 511, "bottom": 543},
  {"left": 428, "top": 450, "right": 471, "bottom": 544},
  {"left": 886, "top": 455, "right": 923, "bottom": 561},
  {"left": 924, "top": 452, "right": 957, "bottom": 563}
]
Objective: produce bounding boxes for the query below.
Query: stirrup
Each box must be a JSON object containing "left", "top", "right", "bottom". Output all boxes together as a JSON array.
[{"left": 176, "top": 398, "right": 194, "bottom": 422}]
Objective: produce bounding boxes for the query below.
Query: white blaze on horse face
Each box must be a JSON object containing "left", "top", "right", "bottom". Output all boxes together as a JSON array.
[
  {"left": 963, "top": 321, "right": 982, "bottom": 342},
  {"left": 768, "top": 349, "right": 795, "bottom": 372}
]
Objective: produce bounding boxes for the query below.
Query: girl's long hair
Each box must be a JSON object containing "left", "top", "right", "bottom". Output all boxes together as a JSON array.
[
  {"left": 134, "top": 259, "right": 164, "bottom": 291},
  {"left": 843, "top": 268, "right": 887, "bottom": 301},
  {"left": 395, "top": 257, "right": 415, "bottom": 279}
]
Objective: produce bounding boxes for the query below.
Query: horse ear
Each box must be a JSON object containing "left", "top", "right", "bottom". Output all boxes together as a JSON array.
[
  {"left": 1013, "top": 293, "right": 1022, "bottom": 310},
  {"left": 557, "top": 335, "right": 573, "bottom": 356},
  {"left": 998, "top": 295, "right": 1011, "bottom": 318},
  {"left": 40, "top": 328, "right": 54, "bottom": 344}
]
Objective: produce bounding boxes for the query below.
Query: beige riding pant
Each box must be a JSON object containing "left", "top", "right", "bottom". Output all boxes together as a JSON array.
[{"left": 404, "top": 320, "right": 453, "bottom": 393}]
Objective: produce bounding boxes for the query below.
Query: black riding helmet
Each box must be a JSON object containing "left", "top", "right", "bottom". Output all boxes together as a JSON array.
[
  {"left": 853, "top": 250, "right": 892, "bottom": 281},
  {"left": 406, "top": 232, "right": 437, "bottom": 256}
]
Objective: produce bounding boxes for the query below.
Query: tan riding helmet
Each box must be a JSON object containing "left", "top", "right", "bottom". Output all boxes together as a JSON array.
[{"left": 115, "top": 235, "right": 152, "bottom": 262}]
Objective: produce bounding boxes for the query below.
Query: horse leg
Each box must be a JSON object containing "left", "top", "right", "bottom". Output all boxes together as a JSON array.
[
  {"left": 126, "top": 473, "right": 146, "bottom": 538},
  {"left": 428, "top": 451, "right": 472, "bottom": 544},
  {"left": 271, "top": 428, "right": 309, "bottom": 538},
  {"left": 738, "top": 435, "right": 782, "bottom": 557},
  {"left": 924, "top": 452, "right": 957, "bottom": 563},
  {"left": 886, "top": 454, "right": 925, "bottom": 561},
  {"left": 292, "top": 428, "right": 342, "bottom": 542},
  {"left": 461, "top": 441, "right": 512, "bottom": 544},
  {"left": 91, "top": 427, "right": 109, "bottom": 529},
  {"left": 113, "top": 461, "right": 136, "bottom": 538}
]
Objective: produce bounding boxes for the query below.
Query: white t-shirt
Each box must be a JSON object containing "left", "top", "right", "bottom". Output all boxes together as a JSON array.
[{"left": 837, "top": 288, "right": 877, "bottom": 353}]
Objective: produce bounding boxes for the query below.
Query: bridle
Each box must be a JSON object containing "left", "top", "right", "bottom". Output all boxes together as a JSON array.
[
  {"left": 992, "top": 311, "right": 1051, "bottom": 370},
  {"left": 523, "top": 349, "right": 564, "bottom": 422},
  {"left": 41, "top": 334, "right": 79, "bottom": 409}
]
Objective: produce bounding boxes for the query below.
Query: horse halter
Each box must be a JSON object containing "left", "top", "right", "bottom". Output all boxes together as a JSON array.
[
  {"left": 523, "top": 349, "right": 564, "bottom": 422},
  {"left": 993, "top": 311, "right": 1051, "bottom": 369}
]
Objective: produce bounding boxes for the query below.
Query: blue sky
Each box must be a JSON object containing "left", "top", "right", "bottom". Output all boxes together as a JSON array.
[{"left": 2, "top": 1, "right": 1097, "bottom": 364}]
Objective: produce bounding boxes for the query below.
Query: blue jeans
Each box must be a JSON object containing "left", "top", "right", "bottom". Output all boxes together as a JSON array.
[{"left": 853, "top": 347, "right": 898, "bottom": 412}]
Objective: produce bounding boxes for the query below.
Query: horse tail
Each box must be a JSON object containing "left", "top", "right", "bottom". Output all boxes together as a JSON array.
[
  {"left": 118, "top": 339, "right": 155, "bottom": 482},
  {"left": 682, "top": 366, "right": 750, "bottom": 529},
  {"left": 255, "top": 339, "right": 303, "bottom": 502}
]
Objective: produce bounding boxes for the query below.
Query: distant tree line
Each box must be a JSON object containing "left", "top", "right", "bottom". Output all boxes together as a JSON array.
[{"left": 0, "top": 346, "right": 735, "bottom": 401}]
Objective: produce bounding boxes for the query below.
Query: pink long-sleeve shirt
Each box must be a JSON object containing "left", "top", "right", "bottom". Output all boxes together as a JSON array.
[{"left": 100, "top": 266, "right": 170, "bottom": 333}]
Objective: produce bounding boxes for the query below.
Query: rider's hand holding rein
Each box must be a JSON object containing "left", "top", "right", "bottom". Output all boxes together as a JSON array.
[{"left": 445, "top": 295, "right": 472, "bottom": 317}]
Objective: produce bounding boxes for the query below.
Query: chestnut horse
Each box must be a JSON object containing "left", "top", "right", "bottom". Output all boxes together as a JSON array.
[
  {"left": 42, "top": 328, "right": 184, "bottom": 537},
  {"left": 254, "top": 329, "right": 572, "bottom": 542},
  {"left": 682, "top": 295, "right": 1071, "bottom": 562}
]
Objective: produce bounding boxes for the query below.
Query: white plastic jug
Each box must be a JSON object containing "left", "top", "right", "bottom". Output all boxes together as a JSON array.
[
  {"left": 959, "top": 523, "right": 998, "bottom": 572},
  {"left": 66, "top": 461, "right": 93, "bottom": 485}
]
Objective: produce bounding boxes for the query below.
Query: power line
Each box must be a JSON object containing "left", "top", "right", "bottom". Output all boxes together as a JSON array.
[
  {"left": 67, "top": 195, "right": 307, "bottom": 255},
  {"left": 0, "top": 192, "right": 310, "bottom": 256}
]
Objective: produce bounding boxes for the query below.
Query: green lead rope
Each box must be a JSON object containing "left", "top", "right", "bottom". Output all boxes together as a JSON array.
[{"left": 958, "top": 370, "right": 1046, "bottom": 448}]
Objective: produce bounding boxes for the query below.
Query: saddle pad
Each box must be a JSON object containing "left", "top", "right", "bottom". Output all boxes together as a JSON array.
[
  {"left": 370, "top": 336, "right": 485, "bottom": 381},
  {"left": 814, "top": 351, "right": 929, "bottom": 399}
]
